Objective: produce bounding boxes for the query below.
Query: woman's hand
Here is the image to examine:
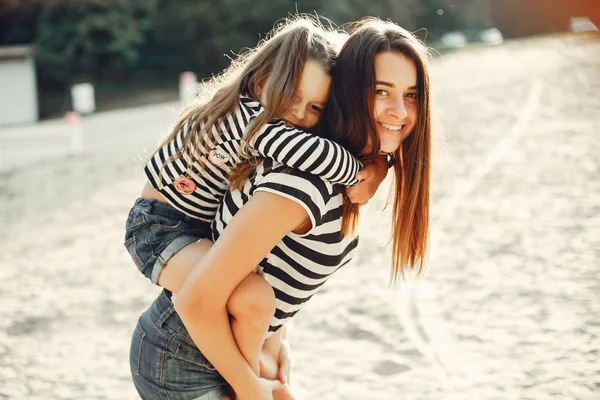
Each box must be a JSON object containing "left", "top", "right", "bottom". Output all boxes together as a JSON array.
[
  {"left": 346, "top": 155, "right": 389, "bottom": 205},
  {"left": 236, "top": 377, "right": 283, "bottom": 400},
  {"left": 257, "top": 349, "right": 296, "bottom": 400},
  {"left": 258, "top": 327, "right": 296, "bottom": 399},
  {"left": 271, "top": 340, "right": 296, "bottom": 400},
  {"left": 277, "top": 340, "right": 291, "bottom": 384}
]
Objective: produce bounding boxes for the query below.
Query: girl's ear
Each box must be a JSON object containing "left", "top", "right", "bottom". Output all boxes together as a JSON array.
[{"left": 257, "top": 77, "right": 269, "bottom": 104}]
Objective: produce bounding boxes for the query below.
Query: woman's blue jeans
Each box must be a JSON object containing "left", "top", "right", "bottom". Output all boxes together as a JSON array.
[{"left": 130, "top": 290, "right": 229, "bottom": 399}]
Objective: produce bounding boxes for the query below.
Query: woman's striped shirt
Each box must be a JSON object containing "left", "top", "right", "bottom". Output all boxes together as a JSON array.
[
  {"left": 144, "top": 95, "right": 362, "bottom": 223},
  {"left": 211, "top": 159, "right": 359, "bottom": 336}
]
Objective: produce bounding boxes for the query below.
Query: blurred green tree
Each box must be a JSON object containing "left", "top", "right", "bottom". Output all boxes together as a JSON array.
[
  {"left": 0, "top": 0, "right": 45, "bottom": 46},
  {"left": 35, "top": 0, "right": 154, "bottom": 85},
  {"left": 319, "top": 0, "right": 489, "bottom": 41},
  {"left": 318, "top": 0, "right": 432, "bottom": 41},
  {"left": 4, "top": 0, "right": 492, "bottom": 117},
  {"left": 141, "top": 0, "right": 295, "bottom": 79}
]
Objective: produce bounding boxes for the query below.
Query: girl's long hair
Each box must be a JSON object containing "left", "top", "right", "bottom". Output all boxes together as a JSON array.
[
  {"left": 318, "top": 19, "right": 433, "bottom": 284},
  {"left": 152, "top": 16, "right": 339, "bottom": 182}
]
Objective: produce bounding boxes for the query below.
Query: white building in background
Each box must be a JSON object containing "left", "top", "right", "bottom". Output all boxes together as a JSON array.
[{"left": 0, "top": 45, "right": 38, "bottom": 126}]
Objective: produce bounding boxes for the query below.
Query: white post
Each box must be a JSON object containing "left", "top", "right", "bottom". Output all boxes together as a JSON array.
[
  {"left": 71, "top": 82, "right": 96, "bottom": 115},
  {"left": 68, "top": 82, "right": 94, "bottom": 156},
  {"left": 64, "top": 111, "right": 83, "bottom": 155},
  {"left": 179, "top": 71, "right": 198, "bottom": 107}
]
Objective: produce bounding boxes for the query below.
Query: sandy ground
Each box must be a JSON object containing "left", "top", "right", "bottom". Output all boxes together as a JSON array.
[{"left": 0, "top": 32, "right": 598, "bottom": 399}]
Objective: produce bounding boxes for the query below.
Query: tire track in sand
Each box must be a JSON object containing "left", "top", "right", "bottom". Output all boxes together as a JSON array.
[{"left": 392, "top": 78, "right": 544, "bottom": 395}]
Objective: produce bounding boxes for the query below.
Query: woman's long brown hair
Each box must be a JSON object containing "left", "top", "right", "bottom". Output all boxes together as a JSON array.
[{"left": 318, "top": 19, "right": 433, "bottom": 284}]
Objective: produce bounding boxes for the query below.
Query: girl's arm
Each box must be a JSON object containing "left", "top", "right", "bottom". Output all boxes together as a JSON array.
[
  {"left": 249, "top": 120, "right": 363, "bottom": 186},
  {"left": 346, "top": 154, "right": 390, "bottom": 205},
  {"left": 174, "top": 191, "right": 310, "bottom": 399}
]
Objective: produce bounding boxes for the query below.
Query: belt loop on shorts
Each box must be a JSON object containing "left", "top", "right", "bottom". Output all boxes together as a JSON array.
[{"left": 155, "top": 290, "right": 175, "bottom": 327}]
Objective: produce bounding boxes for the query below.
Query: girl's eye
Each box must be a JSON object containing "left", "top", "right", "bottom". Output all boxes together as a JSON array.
[
  {"left": 406, "top": 92, "right": 418, "bottom": 100},
  {"left": 376, "top": 89, "right": 389, "bottom": 96},
  {"left": 309, "top": 104, "right": 323, "bottom": 113}
]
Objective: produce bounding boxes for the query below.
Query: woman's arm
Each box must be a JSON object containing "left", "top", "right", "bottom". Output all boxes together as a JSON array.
[{"left": 174, "top": 191, "right": 310, "bottom": 399}]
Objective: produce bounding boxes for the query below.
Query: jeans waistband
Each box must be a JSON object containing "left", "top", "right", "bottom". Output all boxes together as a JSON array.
[
  {"left": 149, "top": 289, "right": 176, "bottom": 327},
  {"left": 135, "top": 197, "right": 197, "bottom": 222}
]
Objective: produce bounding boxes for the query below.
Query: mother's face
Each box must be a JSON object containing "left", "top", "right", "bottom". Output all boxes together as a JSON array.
[{"left": 372, "top": 51, "right": 418, "bottom": 154}]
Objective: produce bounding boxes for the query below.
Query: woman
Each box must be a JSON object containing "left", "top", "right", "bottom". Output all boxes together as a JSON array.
[{"left": 132, "top": 18, "right": 433, "bottom": 400}]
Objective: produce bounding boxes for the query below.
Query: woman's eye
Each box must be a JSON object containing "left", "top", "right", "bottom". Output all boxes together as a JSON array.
[
  {"left": 309, "top": 104, "right": 323, "bottom": 112},
  {"left": 376, "top": 89, "right": 389, "bottom": 96},
  {"left": 406, "top": 92, "right": 418, "bottom": 100}
]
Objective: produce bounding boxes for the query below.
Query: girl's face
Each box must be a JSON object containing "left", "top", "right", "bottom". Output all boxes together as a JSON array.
[
  {"left": 262, "top": 59, "right": 331, "bottom": 130},
  {"left": 372, "top": 51, "right": 418, "bottom": 153}
]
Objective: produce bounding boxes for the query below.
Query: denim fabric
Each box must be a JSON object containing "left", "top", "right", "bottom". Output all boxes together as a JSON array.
[
  {"left": 124, "top": 198, "right": 211, "bottom": 284},
  {"left": 130, "top": 290, "right": 229, "bottom": 399}
]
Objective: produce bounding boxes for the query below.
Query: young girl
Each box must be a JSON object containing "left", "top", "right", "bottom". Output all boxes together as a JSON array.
[{"left": 125, "top": 16, "right": 389, "bottom": 397}]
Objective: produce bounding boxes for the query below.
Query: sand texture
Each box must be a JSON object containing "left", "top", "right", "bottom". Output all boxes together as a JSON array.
[{"left": 0, "top": 32, "right": 599, "bottom": 399}]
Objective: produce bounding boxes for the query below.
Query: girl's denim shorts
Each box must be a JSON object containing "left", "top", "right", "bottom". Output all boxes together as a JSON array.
[
  {"left": 130, "top": 290, "right": 229, "bottom": 399},
  {"left": 124, "top": 198, "right": 211, "bottom": 285}
]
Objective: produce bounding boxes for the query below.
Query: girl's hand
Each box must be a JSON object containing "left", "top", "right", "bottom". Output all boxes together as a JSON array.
[{"left": 346, "top": 155, "right": 389, "bottom": 205}]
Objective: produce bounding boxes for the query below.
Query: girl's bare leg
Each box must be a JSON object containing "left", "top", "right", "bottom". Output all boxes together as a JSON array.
[
  {"left": 227, "top": 272, "right": 276, "bottom": 375},
  {"left": 157, "top": 239, "right": 214, "bottom": 292}
]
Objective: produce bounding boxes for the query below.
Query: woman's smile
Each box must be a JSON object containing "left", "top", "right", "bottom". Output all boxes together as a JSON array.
[{"left": 379, "top": 122, "right": 404, "bottom": 132}]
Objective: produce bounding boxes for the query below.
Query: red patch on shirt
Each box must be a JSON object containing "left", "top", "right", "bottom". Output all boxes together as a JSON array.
[{"left": 173, "top": 177, "right": 196, "bottom": 195}]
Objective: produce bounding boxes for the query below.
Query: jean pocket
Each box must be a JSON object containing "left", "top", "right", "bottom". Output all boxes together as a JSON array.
[
  {"left": 124, "top": 234, "right": 145, "bottom": 272},
  {"left": 130, "top": 322, "right": 146, "bottom": 376},
  {"left": 146, "top": 217, "right": 182, "bottom": 246},
  {"left": 149, "top": 219, "right": 182, "bottom": 232},
  {"left": 159, "top": 340, "right": 221, "bottom": 391},
  {"left": 126, "top": 208, "right": 147, "bottom": 231},
  {"left": 173, "top": 340, "right": 217, "bottom": 372}
]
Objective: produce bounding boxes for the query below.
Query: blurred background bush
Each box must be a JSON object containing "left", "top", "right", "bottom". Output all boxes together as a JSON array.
[{"left": 0, "top": 0, "right": 597, "bottom": 119}]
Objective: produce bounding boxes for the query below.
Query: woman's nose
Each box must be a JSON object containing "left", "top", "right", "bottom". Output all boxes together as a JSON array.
[{"left": 388, "top": 99, "right": 408, "bottom": 119}]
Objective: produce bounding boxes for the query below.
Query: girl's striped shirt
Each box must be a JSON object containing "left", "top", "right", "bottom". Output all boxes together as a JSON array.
[
  {"left": 211, "top": 159, "right": 359, "bottom": 336},
  {"left": 144, "top": 95, "right": 362, "bottom": 223}
]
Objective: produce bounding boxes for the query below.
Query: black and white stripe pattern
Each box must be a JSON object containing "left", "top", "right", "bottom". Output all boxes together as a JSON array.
[
  {"left": 144, "top": 95, "right": 362, "bottom": 223},
  {"left": 211, "top": 159, "right": 359, "bottom": 335}
]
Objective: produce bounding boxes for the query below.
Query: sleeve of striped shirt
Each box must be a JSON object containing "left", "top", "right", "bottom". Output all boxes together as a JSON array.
[
  {"left": 254, "top": 170, "right": 328, "bottom": 232},
  {"left": 248, "top": 120, "right": 362, "bottom": 186}
]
